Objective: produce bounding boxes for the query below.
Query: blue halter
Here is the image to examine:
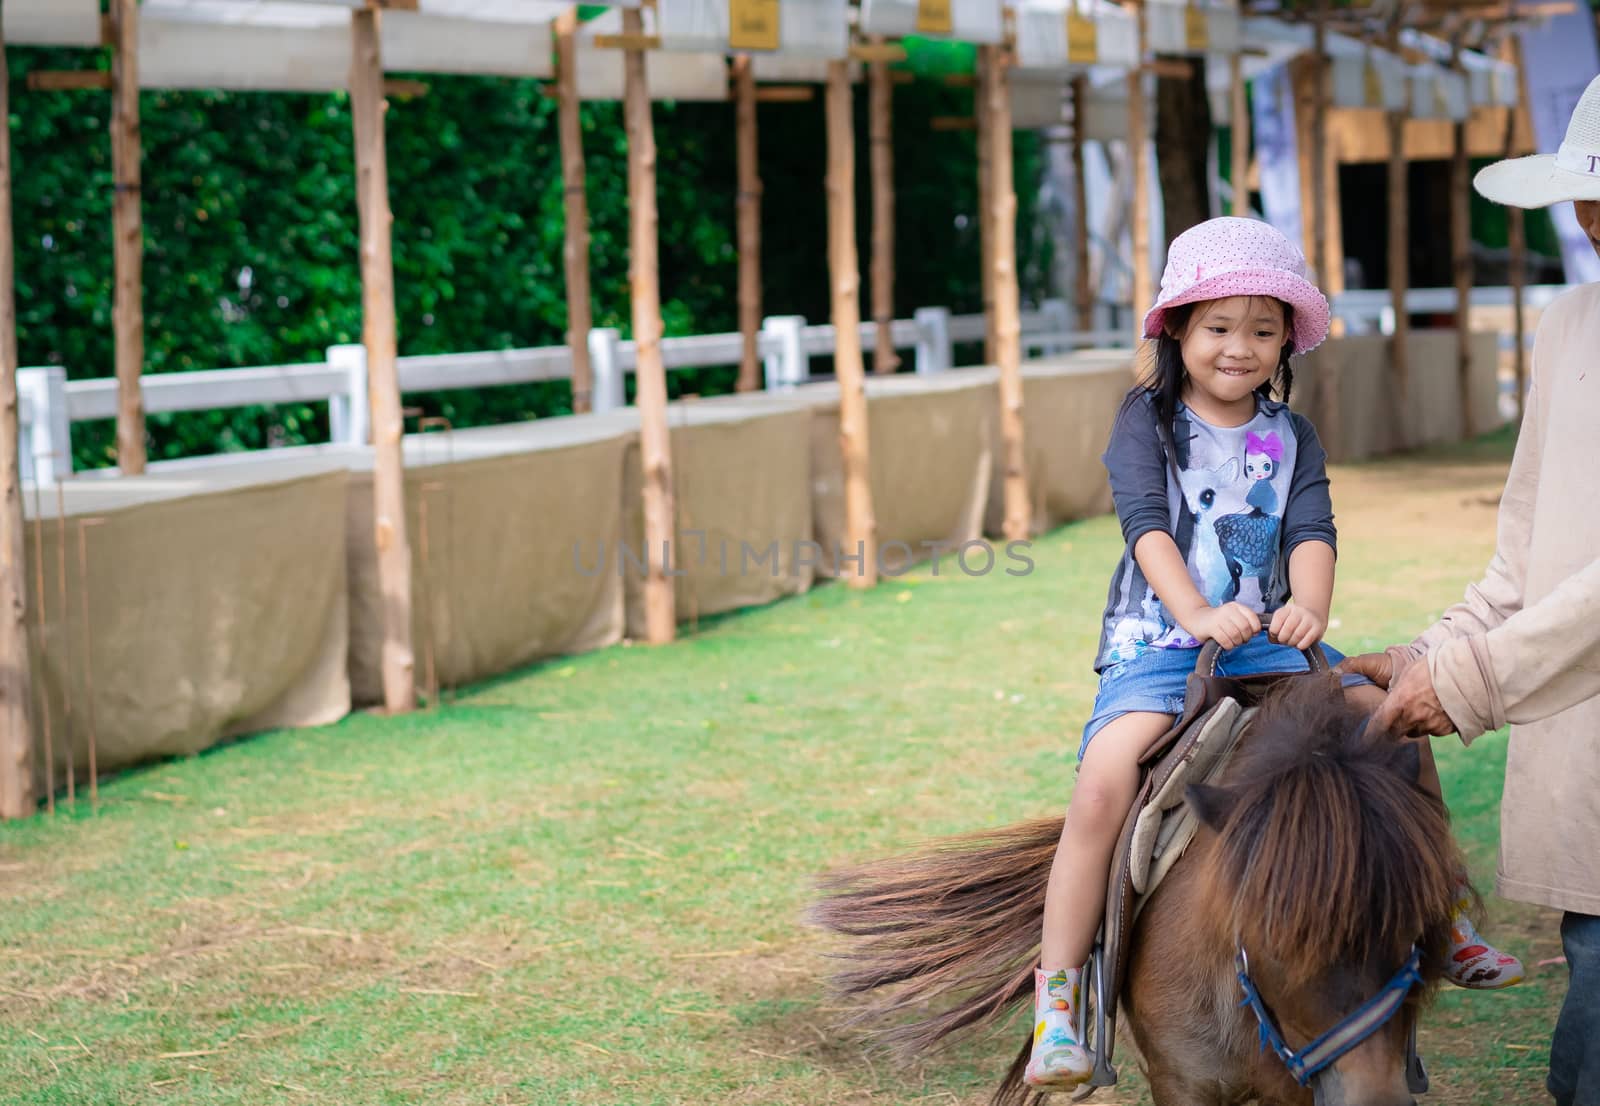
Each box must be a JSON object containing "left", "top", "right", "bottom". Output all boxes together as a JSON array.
[{"left": 1235, "top": 943, "right": 1424, "bottom": 1087}]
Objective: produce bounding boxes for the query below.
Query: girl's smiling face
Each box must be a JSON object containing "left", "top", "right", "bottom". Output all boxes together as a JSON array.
[{"left": 1175, "top": 296, "right": 1287, "bottom": 422}]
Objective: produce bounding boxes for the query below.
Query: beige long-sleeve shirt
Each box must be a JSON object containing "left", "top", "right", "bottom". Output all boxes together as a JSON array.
[{"left": 1404, "top": 280, "right": 1600, "bottom": 916}]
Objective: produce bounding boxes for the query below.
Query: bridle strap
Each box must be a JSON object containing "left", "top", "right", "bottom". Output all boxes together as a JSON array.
[{"left": 1235, "top": 944, "right": 1423, "bottom": 1086}]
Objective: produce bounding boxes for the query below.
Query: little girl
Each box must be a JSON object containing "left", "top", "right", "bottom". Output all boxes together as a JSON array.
[{"left": 1027, "top": 218, "right": 1522, "bottom": 1090}]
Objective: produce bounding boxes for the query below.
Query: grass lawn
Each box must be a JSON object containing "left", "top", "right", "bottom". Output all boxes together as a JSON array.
[{"left": 0, "top": 428, "right": 1568, "bottom": 1105}]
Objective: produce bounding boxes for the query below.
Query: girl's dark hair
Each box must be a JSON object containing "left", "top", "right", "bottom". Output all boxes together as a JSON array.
[{"left": 1128, "top": 297, "right": 1297, "bottom": 469}]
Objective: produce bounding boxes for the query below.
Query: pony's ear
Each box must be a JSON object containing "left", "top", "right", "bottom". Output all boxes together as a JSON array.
[{"left": 1185, "top": 783, "right": 1238, "bottom": 831}]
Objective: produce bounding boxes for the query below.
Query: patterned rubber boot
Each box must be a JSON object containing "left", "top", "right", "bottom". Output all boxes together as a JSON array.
[
  {"left": 1444, "top": 879, "right": 1524, "bottom": 990},
  {"left": 1023, "top": 966, "right": 1093, "bottom": 1090}
]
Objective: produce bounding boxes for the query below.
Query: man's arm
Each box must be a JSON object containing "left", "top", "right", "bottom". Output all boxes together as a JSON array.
[{"left": 1428, "top": 552, "right": 1600, "bottom": 742}]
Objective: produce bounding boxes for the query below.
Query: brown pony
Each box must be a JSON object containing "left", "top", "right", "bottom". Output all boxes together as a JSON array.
[{"left": 812, "top": 675, "right": 1464, "bottom": 1106}]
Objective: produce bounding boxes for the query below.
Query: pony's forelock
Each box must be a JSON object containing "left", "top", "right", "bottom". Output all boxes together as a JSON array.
[{"left": 1195, "top": 676, "right": 1459, "bottom": 986}]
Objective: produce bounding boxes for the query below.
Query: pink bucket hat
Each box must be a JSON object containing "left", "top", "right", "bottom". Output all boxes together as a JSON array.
[{"left": 1141, "top": 216, "right": 1331, "bottom": 354}]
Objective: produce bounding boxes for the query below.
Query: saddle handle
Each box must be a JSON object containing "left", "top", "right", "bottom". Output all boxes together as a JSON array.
[{"left": 1195, "top": 638, "right": 1330, "bottom": 677}]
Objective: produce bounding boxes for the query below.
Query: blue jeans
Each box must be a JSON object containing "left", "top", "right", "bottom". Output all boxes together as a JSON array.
[
  {"left": 1078, "top": 632, "right": 1364, "bottom": 762},
  {"left": 1550, "top": 911, "right": 1600, "bottom": 1106}
]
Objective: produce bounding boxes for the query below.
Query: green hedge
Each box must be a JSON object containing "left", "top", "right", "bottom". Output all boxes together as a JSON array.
[{"left": 8, "top": 46, "right": 1047, "bottom": 470}]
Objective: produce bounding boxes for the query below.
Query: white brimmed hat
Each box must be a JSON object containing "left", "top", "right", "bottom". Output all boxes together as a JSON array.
[{"left": 1474, "top": 73, "right": 1600, "bottom": 209}]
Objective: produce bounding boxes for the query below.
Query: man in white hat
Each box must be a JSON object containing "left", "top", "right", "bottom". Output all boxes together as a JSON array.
[{"left": 1340, "top": 73, "right": 1600, "bottom": 1106}]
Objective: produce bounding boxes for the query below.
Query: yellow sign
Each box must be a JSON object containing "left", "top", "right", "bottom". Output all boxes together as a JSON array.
[
  {"left": 1184, "top": 6, "right": 1208, "bottom": 52},
  {"left": 1364, "top": 60, "right": 1382, "bottom": 109},
  {"left": 729, "top": 0, "right": 780, "bottom": 52},
  {"left": 1066, "top": 10, "right": 1098, "bottom": 65},
  {"left": 916, "top": 0, "right": 953, "bottom": 35}
]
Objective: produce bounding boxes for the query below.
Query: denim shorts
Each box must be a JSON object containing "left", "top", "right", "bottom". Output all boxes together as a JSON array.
[{"left": 1077, "top": 632, "right": 1366, "bottom": 762}]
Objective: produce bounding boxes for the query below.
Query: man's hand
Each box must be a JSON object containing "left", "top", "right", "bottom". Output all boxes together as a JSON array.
[
  {"left": 1336, "top": 651, "right": 1396, "bottom": 689},
  {"left": 1268, "top": 605, "right": 1327, "bottom": 650},
  {"left": 1371, "top": 657, "right": 1456, "bottom": 737}
]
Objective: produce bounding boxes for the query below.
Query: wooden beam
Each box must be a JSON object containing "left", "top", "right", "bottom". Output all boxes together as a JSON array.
[
  {"left": 869, "top": 38, "right": 899, "bottom": 374},
  {"left": 931, "top": 115, "right": 978, "bottom": 131},
  {"left": 850, "top": 43, "right": 907, "bottom": 63},
  {"left": 350, "top": 8, "right": 415, "bottom": 713},
  {"left": 1387, "top": 94, "right": 1411, "bottom": 450},
  {"left": 1505, "top": 35, "right": 1528, "bottom": 410},
  {"left": 753, "top": 86, "right": 814, "bottom": 103},
  {"left": 1071, "top": 75, "right": 1093, "bottom": 333},
  {"left": 0, "top": 11, "right": 36, "bottom": 821},
  {"left": 1230, "top": 51, "right": 1250, "bottom": 216},
  {"left": 977, "top": 46, "right": 996, "bottom": 364},
  {"left": 556, "top": 11, "right": 593, "bottom": 414},
  {"left": 623, "top": 7, "right": 678, "bottom": 640},
  {"left": 1142, "top": 59, "right": 1194, "bottom": 79},
  {"left": 26, "top": 70, "right": 111, "bottom": 92},
  {"left": 734, "top": 56, "right": 762, "bottom": 392},
  {"left": 1129, "top": 2, "right": 1152, "bottom": 348},
  {"left": 1450, "top": 40, "right": 1474, "bottom": 438},
  {"left": 1311, "top": 4, "right": 1329, "bottom": 291},
  {"left": 825, "top": 59, "right": 877, "bottom": 589},
  {"left": 383, "top": 79, "right": 429, "bottom": 100},
  {"left": 593, "top": 33, "right": 661, "bottom": 51},
  {"left": 985, "top": 44, "right": 1030, "bottom": 542},
  {"left": 110, "top": 0, "right": 146, "bottom": 476}
]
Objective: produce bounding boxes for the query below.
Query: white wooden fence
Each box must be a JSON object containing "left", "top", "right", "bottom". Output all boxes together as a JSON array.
[
  {"left": 16, "top": 300, "right": 1131, "bottom": 484},
  {"left": 18, "top": 282, "right": 1556, "bottom": 484},
  {"left": 1330, "top": 283, "right": 1567, "bottom": 339}
]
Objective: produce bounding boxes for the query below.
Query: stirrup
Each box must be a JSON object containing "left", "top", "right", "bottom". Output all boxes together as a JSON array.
[
  {"left": 1406, "top": 1020, "right": 1429, "bottom": 1095},
  {"left": 1068, "top": 946, "right": 1120, "bottom": 1103}
]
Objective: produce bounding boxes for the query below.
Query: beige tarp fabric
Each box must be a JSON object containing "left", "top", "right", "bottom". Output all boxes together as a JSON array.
[
  {"left": 786, "top": 372, "right": 997, "bottom": 577},
  {"left": 1290, "top": 331, "right": 1502, "bottom": 463},
  {"left": 346, "top": 420, "right": 630, "bottom": 706},
  {"left": 21, "top": 463, "right": 352, "bottom": 792},
  {"left": 984, "top": 352, "right": 1135, "bottom": 536},
  {"left": 617, "top": 402, "right": 813, "bottom": 638}
]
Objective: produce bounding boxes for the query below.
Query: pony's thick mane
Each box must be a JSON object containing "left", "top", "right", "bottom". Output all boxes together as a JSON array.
[{"left": 1196, "top": 675, "right": 1460, "bottom": 986}]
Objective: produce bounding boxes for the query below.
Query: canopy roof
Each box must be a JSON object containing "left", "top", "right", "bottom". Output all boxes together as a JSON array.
[{"left": 0, "top": 0, "right": 1528, "bottom": 116}]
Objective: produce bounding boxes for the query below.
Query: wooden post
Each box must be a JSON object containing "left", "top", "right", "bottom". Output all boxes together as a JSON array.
[
  {"left": 1451, "top": 43, "right": 1473, "bottom": 439},
  {"left": 869, "top": 39, "right": 900, "bottom": 374},
  {"left": 1504, "top": 38, "right": 1528, "bottom": 413},
  {"left": 1230, "top": 52, "right": 1249, "bottom": 217},
  {"left": 1071, "top": 75, "right": 1094, "bottom": 333},
  {"left": 109, "top": 0, "right": 146, "bottom": 475},
  {"left": 1288, "top": 50, "right": 1342, "bottom": 307},
  {"left": 1310, "top": 5, "right": 1329, "bottom": 290},
  {"left": 556, "top": 10, "right": 594, "bottom": 413},
  {"left": 0, "top": 13, "right": 36, "bottom": 820},
  {"left": 1129, "top": 3, "right": 1152, "bottom": 346},
  {"left": 624, "top": 8, "right": 678, "bottom": 638},
  {"left": 826, "top": 59, "right": 877, "bottom": 588},
  {"left": 976, "top": 47, "right": 997, "bottom": 363},
  {"left": 986, "top": 46, "right": 1030, "bottom": 542},
  {"left": 1387, "top": 87, "right": 1411, "bottom": 450},
  {"left": 734, "top": 56, "right": 763, "bottom": 392},
  {"left": 350, "top": 9, "right": 415, "bottom": 714}
]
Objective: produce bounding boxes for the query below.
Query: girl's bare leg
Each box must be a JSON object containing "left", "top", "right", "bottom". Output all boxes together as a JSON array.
[
  {"left": 1041, "top": 711, "right": 1175, "bottom": 971},
  {"left": 1027, "top": 710, "right": 1174, "bottom": 1089}
]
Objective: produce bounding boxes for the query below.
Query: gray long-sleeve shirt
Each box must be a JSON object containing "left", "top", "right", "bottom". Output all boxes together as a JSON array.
[{"left": 1093, "top": 389, "right": 1336, "bottom": 670}]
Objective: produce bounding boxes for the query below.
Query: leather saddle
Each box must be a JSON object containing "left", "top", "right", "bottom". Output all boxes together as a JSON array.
[{"left": 1071, "top": 639, "right": 1331, "bottom": 1096}]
